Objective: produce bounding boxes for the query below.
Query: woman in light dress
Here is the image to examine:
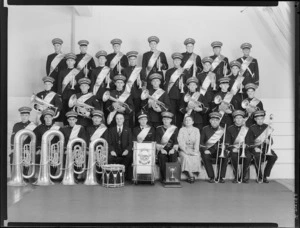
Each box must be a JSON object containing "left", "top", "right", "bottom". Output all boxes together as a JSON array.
[{"left": 178, "top": 115, "right": 201, "bottom": 183}]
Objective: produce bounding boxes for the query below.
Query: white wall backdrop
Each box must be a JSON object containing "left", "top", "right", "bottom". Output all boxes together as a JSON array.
[{"left": 7, "top": 5, "right": 295, "bottom": 178}]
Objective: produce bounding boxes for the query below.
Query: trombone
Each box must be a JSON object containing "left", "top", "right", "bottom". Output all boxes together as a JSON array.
[
  {"left": 215, "top": 124, "right": 227, "bottom": 183},
  {"left": 236, "top": 142, "right": 246, "bottom": 184}
]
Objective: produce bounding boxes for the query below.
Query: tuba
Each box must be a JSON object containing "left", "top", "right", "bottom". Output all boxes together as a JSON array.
[
  {"left": 31, "top": 93, "right": 59, "bottom": 118},
  {"left": 141, "top": 89, "right": 167, "bottom": 110},
  {"left": 214, "top": 95, "right": 235, "bottom": 113},
  {"left": 62, "top": 138, "right": 87, "bottom": 185},
  {"left": 33, "top": 129, "right": 65, "bottom": 186},
  {"left": 102, "top": 91, "right": 131, "bottom": 110},
  {"left": 8, "top": 129, "right": 36, "bottom": 186},
  {"left": 69, "top": 94, "right": 95, "bottom": 118},
  {"left": 84, "top": 138, "right": 108, "bottom": 185}
]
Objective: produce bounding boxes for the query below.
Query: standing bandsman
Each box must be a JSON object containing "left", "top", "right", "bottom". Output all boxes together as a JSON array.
[
  {"left": 105, "top": 74, "right": 134, "bottom": 127},
  {"left": 200, "top": 112, "right": 228, "bottom": 183},
  {"left": 212, "top": 77, "right": 240, "bottom": 127},
  {"left": 142, "top": 36, "right": 168, "bottom": 89},
  {"left": 227, "top": 60, "right": 244, "bottom": 105},
  {"left": 69, "top": 77, "right": 101, "bottom": 128},
  {"left": 34, "top": 76, "right": 63, "bottom": 125},
  {"left": 57, "top": 53, "right": 84, "bottom": 125},
  {"left": 248, "top": 110, "right": 278, "bottom": 183},
  {"left": 179, "top": 77, "right": 209, "bottom": 132},
  {"left": 156, "top": 111, "right": 179, "bottom": 183},
  {"left": 164, "top": 52, "right": 189, "bottom": 128},
  {"left": 236, "top": 43, "right": 259, "bottom": 89},
  {"left": 132, "top": 111, "right": 156, "bottom": 142},
  {"left": 242, "top": 83, "right": 264, "bottom": 127},
  {"left": 226, "top": 110, "right": 252, "bottom": 183},
  {"left": 106, "top": 38, "right": 129, "bottom": 78},
  {"left": 9, "top": 107, "right": 37, "bottom": 174},
  {"left": 76, "top": 40, "right": 96, "bottom": 78},
  {"left": 141, "top": 73, "right": 170, "bottom": 128},
  {"left": 209, "top": 41, "right": 230, "bottom": 85},
  {"left": 46, "top": 38, "right": 66, "bottom": 92},
  {"left": 181, "top": 38, "right": 203, "bottom": 78},
  {"left": 123, "top": 51, "right": 143, "bottom": 127}
]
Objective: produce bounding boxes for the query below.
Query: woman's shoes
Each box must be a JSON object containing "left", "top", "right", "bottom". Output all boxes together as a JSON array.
[{"left": 187, "top": 177, "right": 195, "bottom": 184}]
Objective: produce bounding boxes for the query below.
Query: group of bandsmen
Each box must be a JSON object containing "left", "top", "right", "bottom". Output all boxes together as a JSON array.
[{"left": 9, "top": 36, "right": 278, "bottom": 184}]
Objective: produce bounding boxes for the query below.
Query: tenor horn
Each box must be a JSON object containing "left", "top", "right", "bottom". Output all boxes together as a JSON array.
[
  {"left": 214, "top": 95, "right": 223, "bottom": 105},
  {"left": 33, "top": 129, "right": 64, "bottom": 186},
  {"left": 84, "top": 138, "right": 108, "bottom": 185},
  {"left": 8, "top": 129, "right": 36, "bottom": 186},
  {"left": 31, "top": 93, "right": 59, "bottom": 118},
  {"left": 241, "top": 99, "right": 260, "bottom": 112},
  {"left": 68, "top": 95, "right": 95, "bottom": 118},
  {"left": 62, "top": 138, "right": 87, "bottom": 185},
  {"left": 102, "top": 91, "right": 130, "bottom": 110},
  {"left": 141, "top": 89, "right": 167, "bottom": 110}
]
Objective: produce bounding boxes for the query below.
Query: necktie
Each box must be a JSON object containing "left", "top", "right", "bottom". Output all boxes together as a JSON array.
[{"left": 118, "top": 127, "right": 122, "bottom": 136}]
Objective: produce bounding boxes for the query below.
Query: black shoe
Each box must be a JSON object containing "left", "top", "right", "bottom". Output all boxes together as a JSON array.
[
  {"left": 263, "top": 177, "right": 269, "bottom": 183},
  {"left": 219, "top": 178, "right": 225, "bottom": 183},
  {"left": 232, "top": 179, "right": 238, "bottom": 184},
  {"left": 242, "top": 179, "right": 249, "bottom": 184},
  {"left": 208, "top": 178, "right": 215, "bottom": 183}
]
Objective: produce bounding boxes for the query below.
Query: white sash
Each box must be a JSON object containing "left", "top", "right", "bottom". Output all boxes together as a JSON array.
[
  {"left": 90, "top": 124, "right": 107, "bottom": 142},
  {"left": 125, "top": 67, "right": 142, "bottom": 93},
  {"left": 77, "top": 54, "right": 93, "bottom": 70},
  {"left": 205, "top": 127, "right": 224, "bottom": 149},
  {"left": 218, "top": 91, "right": 235, "bottom": 120},
  {"left": 69, "top": 125, "right": 81, "bottom": 143},
  {"left": 93, "top": 66, "right": 110, "bottom": 95},
  {"left": 50, "top": 125, "right": 60, "bottom": 131},
  {"left": 110, "top": 52, "right": 124, "bottom": 69},
  {"left": 200, "top": 72, "right": 215, "bottom": 96},
  {"left": 107, "top": 91, "right": 131, "bottom": 124},
  {"left": 161, "top": 125, "right": 177, "bottom": 146},
  {"left": 211, "top": 55, "right": 225, "bottom": 71},
  {"left": 23, "top": 122, "right": 37, "bottom": 142},
  {"left": 146, "top": 51, "right": 161, "bottom": 76},
  {"left": 183, "top": 53, "right": 197, "bottom": 70},
  {"left": 230, "top": 75, "right": 244, "bottom": 95},
  {"left": 43, "top": 91, "right": 56, "bottom": 104},
  {"left": 254, "top": 126, "right": 274, "bottom": 146},
  {"left": 62, "top": 68, "right": 80, "bottom": 92},
  {"left": 240, "top": 56, "right": 254, "bottom": 77},
  {"left": 77, "top": 92, "right": 93, "bottom": 103},
  {"left": 233, "top": 126, "right": 249, "bottom": 147},
  {"left": 167, "top": 68, "right": 182, "bottom": 93},
  {"left": 137, "top": 126, "right": 151, "bottom": 142},
  {"left": 48, "top": 53, "right": 65, "bottom": 76}
]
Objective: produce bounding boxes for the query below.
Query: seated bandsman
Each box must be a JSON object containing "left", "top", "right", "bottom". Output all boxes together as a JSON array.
[
  {"left": 34, "top": 76, "right": 63, "bottom": 124},
  {"left": 209, "top": 41, "right": 230, "bottom": 83},
  {"left": 226, "top": 110, "right": 252, "bottom": 183},
  {"left": 69, "top": 77, "right": 101, "bottom": 128},
  {"left": 46, "top": 38, "right": 66, "bottom": 92},
  {"left": 105, "top": 74, "right": 134, "bottom": 127},
  {"left": 196, "top": 57, "right": 217, "bottom": 107},
  {"left": 142, "top": 36, "right": 168, "bottom": 89},
  {"left": 9, "top": 107, "right": 37, "bottom": 174},
  {"left": 242, "top": 83, "right": 264, "bottom": 127},
  {"left": 76, "top": 40, "right": 96, "bottom": 78},
  {"left": 141, "top": 73, "right": 170, "bottom": 128},
  {"left": 211, "top": 77, "right": 240, "bottom": 127},
  {"left": 248, "top": 110, "right": 278, "bottom": 183},
  {"left": 200, "top": 112, "right": 228, "bottom": 183},
  {"left": 236, "top": 43, "right": 259, "bottom": 89},
  {"left": 108, "top": 113, "right": 133, "bottom": 181},
  {"left": 86, "top": 109, "right": 108, "bottom": 144},
  {"left": 106, "top": 38, "right": 129, "bottom": 79},
  {"left": 123, "top": 51, "right": 143, "bottom": 127},
  {"left": 227, "top": 60, "right": 244, "bottom": 105},
  {"left": 179, "top": 77, "right": 209, "bottom": 132},
  {"left": 164, "top": 52, "right": 189, "bottom": 128},
  {"left": 57, "top": 53, "right": 85, "bottom": 125},
  {"left": 156, "top": 111, "right": 179, "bottom": 183},
  {"left": 33, "top": 109, "right": 60, "bottom": 178},
  {"left": 132, "top": 111, "right": 156, "bottom": 143},
  {"left": 181, "top": 38, "right": 203, "bottom": 78}
]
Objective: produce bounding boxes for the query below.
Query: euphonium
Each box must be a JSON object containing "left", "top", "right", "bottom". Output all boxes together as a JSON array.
[
  {"left": 33, "top": 129, "right": 64, "bottom": 186},
  {"left": 84, "top": 138, "right": 108, "bottom": 185},
  {"left": 62, "top": 138, "right": 87, "bottom": 185},
  {"left": 141, "top": 89, "right": 167, "bottom": 110},
  {"left": 31, "top": 93, "right": 59, "bottom": 118},
  {"left": 8, "top": 129, "right": 36, "bottom": 186},
  {"left": 102, "top": 91, "right": 131, "bottom": 110},
  {"left": 68, "top": 94, "right": 95, "bottom": 118}
]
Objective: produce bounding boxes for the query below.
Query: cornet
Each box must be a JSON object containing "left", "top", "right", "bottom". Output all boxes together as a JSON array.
[
  {"left": 69, "top": 95, "right": 95, "bottom": 118},
  {"left": 102, "top": 91, "right": 131, "bottom": 110},
  {"left": 141, "top": 89, "right": 167, "bottom": 111},
  {"left": 31, "top": 93, "right": 59, "bottom": 118}
]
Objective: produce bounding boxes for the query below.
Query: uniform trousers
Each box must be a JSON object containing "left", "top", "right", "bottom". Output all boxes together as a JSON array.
[{"left": 157, "top": 151, "right": 178, "bottom": 181}]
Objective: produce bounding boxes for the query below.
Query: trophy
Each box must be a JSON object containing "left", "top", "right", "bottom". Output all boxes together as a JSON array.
[
  {"left": 169, "top": 166, "right": 176, "bottom": 181},
  {"left": 164, "top": 162, "right": 181, "bottom": 188}
]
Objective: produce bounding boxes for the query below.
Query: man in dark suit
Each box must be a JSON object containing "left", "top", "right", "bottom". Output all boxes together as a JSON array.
[{"left": 108, "top": 113, "right": 133, "bottom": 181}]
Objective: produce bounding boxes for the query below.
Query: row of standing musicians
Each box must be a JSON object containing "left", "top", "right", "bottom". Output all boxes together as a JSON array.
[{"left": 10, "top": 104, "right": 277, "bottom": 185}]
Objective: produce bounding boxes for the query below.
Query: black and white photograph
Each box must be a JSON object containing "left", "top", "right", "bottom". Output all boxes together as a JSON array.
[{"left": 1, "top": 1, "right": 298, "bottom": 227}]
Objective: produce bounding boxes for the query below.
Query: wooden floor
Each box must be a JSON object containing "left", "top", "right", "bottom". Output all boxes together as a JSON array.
[{"left": 6, "top": 179, "right": 295, "bottom": 227}]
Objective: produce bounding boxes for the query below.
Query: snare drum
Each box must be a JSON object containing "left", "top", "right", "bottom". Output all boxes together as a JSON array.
[{"left": 102, "top": 164, "right": 125, "bottom": 188}]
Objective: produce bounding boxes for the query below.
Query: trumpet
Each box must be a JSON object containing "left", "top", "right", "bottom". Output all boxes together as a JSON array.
[
  {"left": 241, "top": 99, "right": 260, "bottom": 113},
  {"left": 84, "top": 138, "right": 108, "bottom": 185},
  {"left": 31, "top": 93, "right": 59, "bottom": 118},
  {"left": 102, "top": 91, "right": 130, "bottom": 110},
  {"left": 69, "top": 95, "right": 95, "bottom": 118},
  {"left": 214, "top": 95, "right": 235, "bottom": 113},
  {"left": 62, "top": 138, "right": 87, "bottom": 185},
  {"left": 8, "top": 129, "right": 36, "bottom": 186},
  {"left": 141, "top": 89, "right": 167, "bottom": 110}
]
